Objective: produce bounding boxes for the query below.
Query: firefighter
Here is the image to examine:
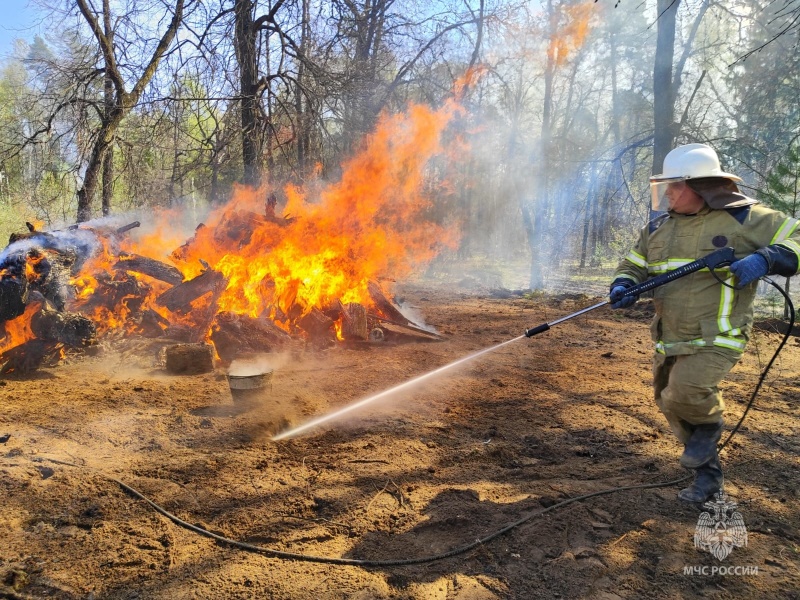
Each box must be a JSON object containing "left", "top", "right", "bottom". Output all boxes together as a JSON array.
[{"left": 610, "top": 143, "right": 800, "bottom": 503}]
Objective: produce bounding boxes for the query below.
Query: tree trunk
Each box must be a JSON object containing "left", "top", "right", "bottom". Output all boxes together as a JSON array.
[
  {"left": 77, "top": 134, "right": 114, "bottom": 222},
  {"left": 652, "top": 0, "right": 680, "bottom": 179},
  {"left": 526, "top": 0, "right": 557, "bottom": 290},
  {"left": 235, "top": 0, "right": 264, "bottom": 187},
  {"left": 101, "top": 7, "right": 114, "bottom": 217},
  {"left": 75, "top": 0, "right": 185, "bottom": 222},
  {"left": 296, "top": 0, "right": 309, "bottom": 174}
]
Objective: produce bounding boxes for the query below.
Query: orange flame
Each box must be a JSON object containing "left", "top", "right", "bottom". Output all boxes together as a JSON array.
[
  {"left": 549, "top": 2, "right": 594, "bottom": 67},
  {"left": 0, "top": 303, "right": 39, "bottom": 354},
  {"left": 168, "top": 101, "right": 461, "bottom": 322}
]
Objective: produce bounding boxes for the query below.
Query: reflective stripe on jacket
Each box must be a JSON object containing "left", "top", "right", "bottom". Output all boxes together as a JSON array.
[{"left": 614, "top": 203, "right": 800, "bottom": 356}]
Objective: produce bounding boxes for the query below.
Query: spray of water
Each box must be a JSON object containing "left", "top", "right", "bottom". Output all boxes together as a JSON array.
[{"left": 272, "top": 334, "right": 527, "bottom": 441}]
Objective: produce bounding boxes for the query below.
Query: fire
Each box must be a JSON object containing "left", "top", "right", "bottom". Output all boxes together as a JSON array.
[
  {"left": 549, "top": 2, "right": 594, "bottom": 67},
  {"left": 0, "top": 303, "right": 39, "bottom": 354},
  {"left": 161, "top": 101, "right": 460, "bottom": 324},
  {"left": 24, "top": 249, "right": 50, "bottom": 284},
  {"left": 0, "top": 99, "right": 463, "bottom": 359}
]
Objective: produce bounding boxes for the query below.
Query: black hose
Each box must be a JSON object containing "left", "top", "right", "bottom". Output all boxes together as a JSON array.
[
  {"left": 720, "top": 277, "right": 795, "bottom": 451},
  {"left": 110, "top": 474, "right": 691, "bottom": 567}
]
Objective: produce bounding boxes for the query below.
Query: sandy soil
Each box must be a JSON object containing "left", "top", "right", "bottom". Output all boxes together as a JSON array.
[{"left": 1, "top": 283, "right": 799, "bottom": 599}]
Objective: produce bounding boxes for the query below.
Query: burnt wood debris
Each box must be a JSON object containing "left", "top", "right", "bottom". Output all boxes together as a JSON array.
[{"left": 0, "top": 210, "right": 440, "bottom": 376}]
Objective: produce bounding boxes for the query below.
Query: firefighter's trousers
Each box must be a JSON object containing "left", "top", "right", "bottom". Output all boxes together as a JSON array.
[{"left": 653, "top": 347, "right": 741, "bottom": 444}]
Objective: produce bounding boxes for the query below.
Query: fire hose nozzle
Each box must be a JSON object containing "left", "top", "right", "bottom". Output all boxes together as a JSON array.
[{"left": 525, "top": 323, "right": 550, "bottom": 337}]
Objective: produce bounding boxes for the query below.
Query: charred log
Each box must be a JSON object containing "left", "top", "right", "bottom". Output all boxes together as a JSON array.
[
  {"left": 165, "top": 343, "right": 214, "bottom": 374},
  {"left": 298, "top": 307, "right": 334, "bottom": 340},
  {"left": 162, "top": 324, "right": 198, "bottom": 342},
  {"left": 30, "top": 309, "right": 97, "bottom": 347},
  {"left": 0, "top": 278, "right": 26, "bottom": 322},
  {"left": 156, "top": 269, "right": 226, "bottom": 312},
  {"left": 210, "top": 311, "right": 292, "bottom": 363},
  {"left": 116, "top": 221, "right": 141, "bottom": 235},
  {"left": 171, "top": 223, "right": 205, "bottom": 262},
  {"left": 214, "top": 209, "right": 271, "bottom": 248},
  {"left": 114, "top": 254, "right": 184, "bottom": 286},
  {"left": 79, "top": 272, "right": 150, "bottom": 314}
]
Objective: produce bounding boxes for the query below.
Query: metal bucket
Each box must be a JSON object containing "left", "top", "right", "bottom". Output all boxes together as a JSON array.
[{"left": 227, "top": 369, "right": 273, "bottom": 402}]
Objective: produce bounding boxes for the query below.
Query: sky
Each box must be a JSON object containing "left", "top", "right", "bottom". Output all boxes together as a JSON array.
[{"left": 0, "top": 0, "right": 43, "bottom": 61}]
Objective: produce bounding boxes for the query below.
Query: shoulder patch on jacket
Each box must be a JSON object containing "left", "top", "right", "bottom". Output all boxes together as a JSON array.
[
  {"left": 725, "top": 205, "right": 751, "bottom": 225},
  {"left": 648, "top": 213, "right": 670, "bottom": 234}
]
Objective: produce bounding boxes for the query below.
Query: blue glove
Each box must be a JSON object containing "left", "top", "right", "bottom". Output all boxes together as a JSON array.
[
  {"left": 729, "top": 253, "right": 769, "bottom": 288},
  {"left": 609, "top": 285, "right": 638, "bottom": 309}
]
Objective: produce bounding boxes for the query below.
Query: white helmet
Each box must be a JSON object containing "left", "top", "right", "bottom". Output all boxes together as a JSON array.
[
  {"left": 651, "top": 143, "right": 742, "bottom": 182},
  {"left": 650, "top": 143, "right": 741, "bottom": 211}
]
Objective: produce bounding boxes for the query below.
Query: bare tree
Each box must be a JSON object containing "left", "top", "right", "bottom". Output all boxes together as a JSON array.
[{"left": 74, "top": 0, "right": 187, "bottom": 222}]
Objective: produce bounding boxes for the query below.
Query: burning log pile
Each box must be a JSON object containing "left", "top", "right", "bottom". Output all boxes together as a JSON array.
[
  {"left": 0, "top": 208, "right": 441, "bottom": 377},
  {"left": 0, "top": 102, "right": 462, "bottom": 376}
]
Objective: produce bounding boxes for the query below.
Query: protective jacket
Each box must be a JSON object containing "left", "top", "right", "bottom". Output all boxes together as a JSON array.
[{"left": 613, "top": 202, "right": 800, "bottom": 356}]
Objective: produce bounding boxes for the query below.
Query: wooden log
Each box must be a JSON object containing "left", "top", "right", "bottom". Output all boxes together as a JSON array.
[
  {"left": 155, "top": 269, "right": 226, "bottom": 312},
  {"left": 340, "top": 302, "right": 368, "bottom": 340},
  {"left": 30, "top": 309, "right": 97, "bottom": 347},
  {"left": 116, "top": 221, "right": 141, "bottom": 235},
  {"left": 114, "top": 254, "right": 184, "bottom": 286},
  {"left": 367, "top": 281, "right": 412, "bottom": 326},
  {"left": 298, "top": 307, "right": 334, "bottom": 340},
  {"left": 165, "top": 343, "right": 214, "bottom": 374},
  {"left": 210, "top": 311, "right": 292, "bottom": 363}
]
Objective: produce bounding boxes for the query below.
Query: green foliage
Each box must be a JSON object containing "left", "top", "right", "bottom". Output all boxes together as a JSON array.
[{"left": 762, "top": 142, "right": 800, "bottom": 217}]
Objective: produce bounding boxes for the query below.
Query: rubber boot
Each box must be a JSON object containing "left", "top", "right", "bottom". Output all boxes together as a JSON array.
[
  {"left": 679, "top": 421, "right": 723, "bottom": 469},
  {"left": 678, "top": 455, "right": 723, "bottom": 503}
]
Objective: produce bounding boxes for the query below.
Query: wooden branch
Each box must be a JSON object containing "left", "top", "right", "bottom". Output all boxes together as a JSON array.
[
  {"left": 127, "top": 0, "right": 186, "bottom": 105},
  {"left": 370, "top": 316, "right": 442, "bottom": 341},
  {"left": 253, "top": 0, "right": 288, "bottom": 30},
  {"left": 155, "top": 269, "right": 226, "bottom": 312},
  {"left": 75, "top": 0, "right": 125, "bottom": 94},
  {"left": 114, "top": 254, "right": 184, "bottom": 286}
]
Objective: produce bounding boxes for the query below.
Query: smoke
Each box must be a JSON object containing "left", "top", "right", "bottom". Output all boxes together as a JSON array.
[
  {"left": 228, "top": 353, "right": 288, "bottom": 377},
  {"left": 0, "top": 227, "right": 101, "bottom": 267},
  {"left": 396, "top": 301, "right": 438, "bottom": 334}
]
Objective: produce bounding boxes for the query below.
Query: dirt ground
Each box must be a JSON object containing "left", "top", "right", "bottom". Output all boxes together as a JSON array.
[{"left": 2, "top": 280, "right": 800, "bottom": 599}]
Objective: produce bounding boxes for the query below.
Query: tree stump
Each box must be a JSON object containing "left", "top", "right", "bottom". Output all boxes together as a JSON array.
[
  {"left": 341, "top": 302, "right": 368, "bottom": 340},
  {"left": 164, "top": 343, "right": 214, "bottom": 374}
]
